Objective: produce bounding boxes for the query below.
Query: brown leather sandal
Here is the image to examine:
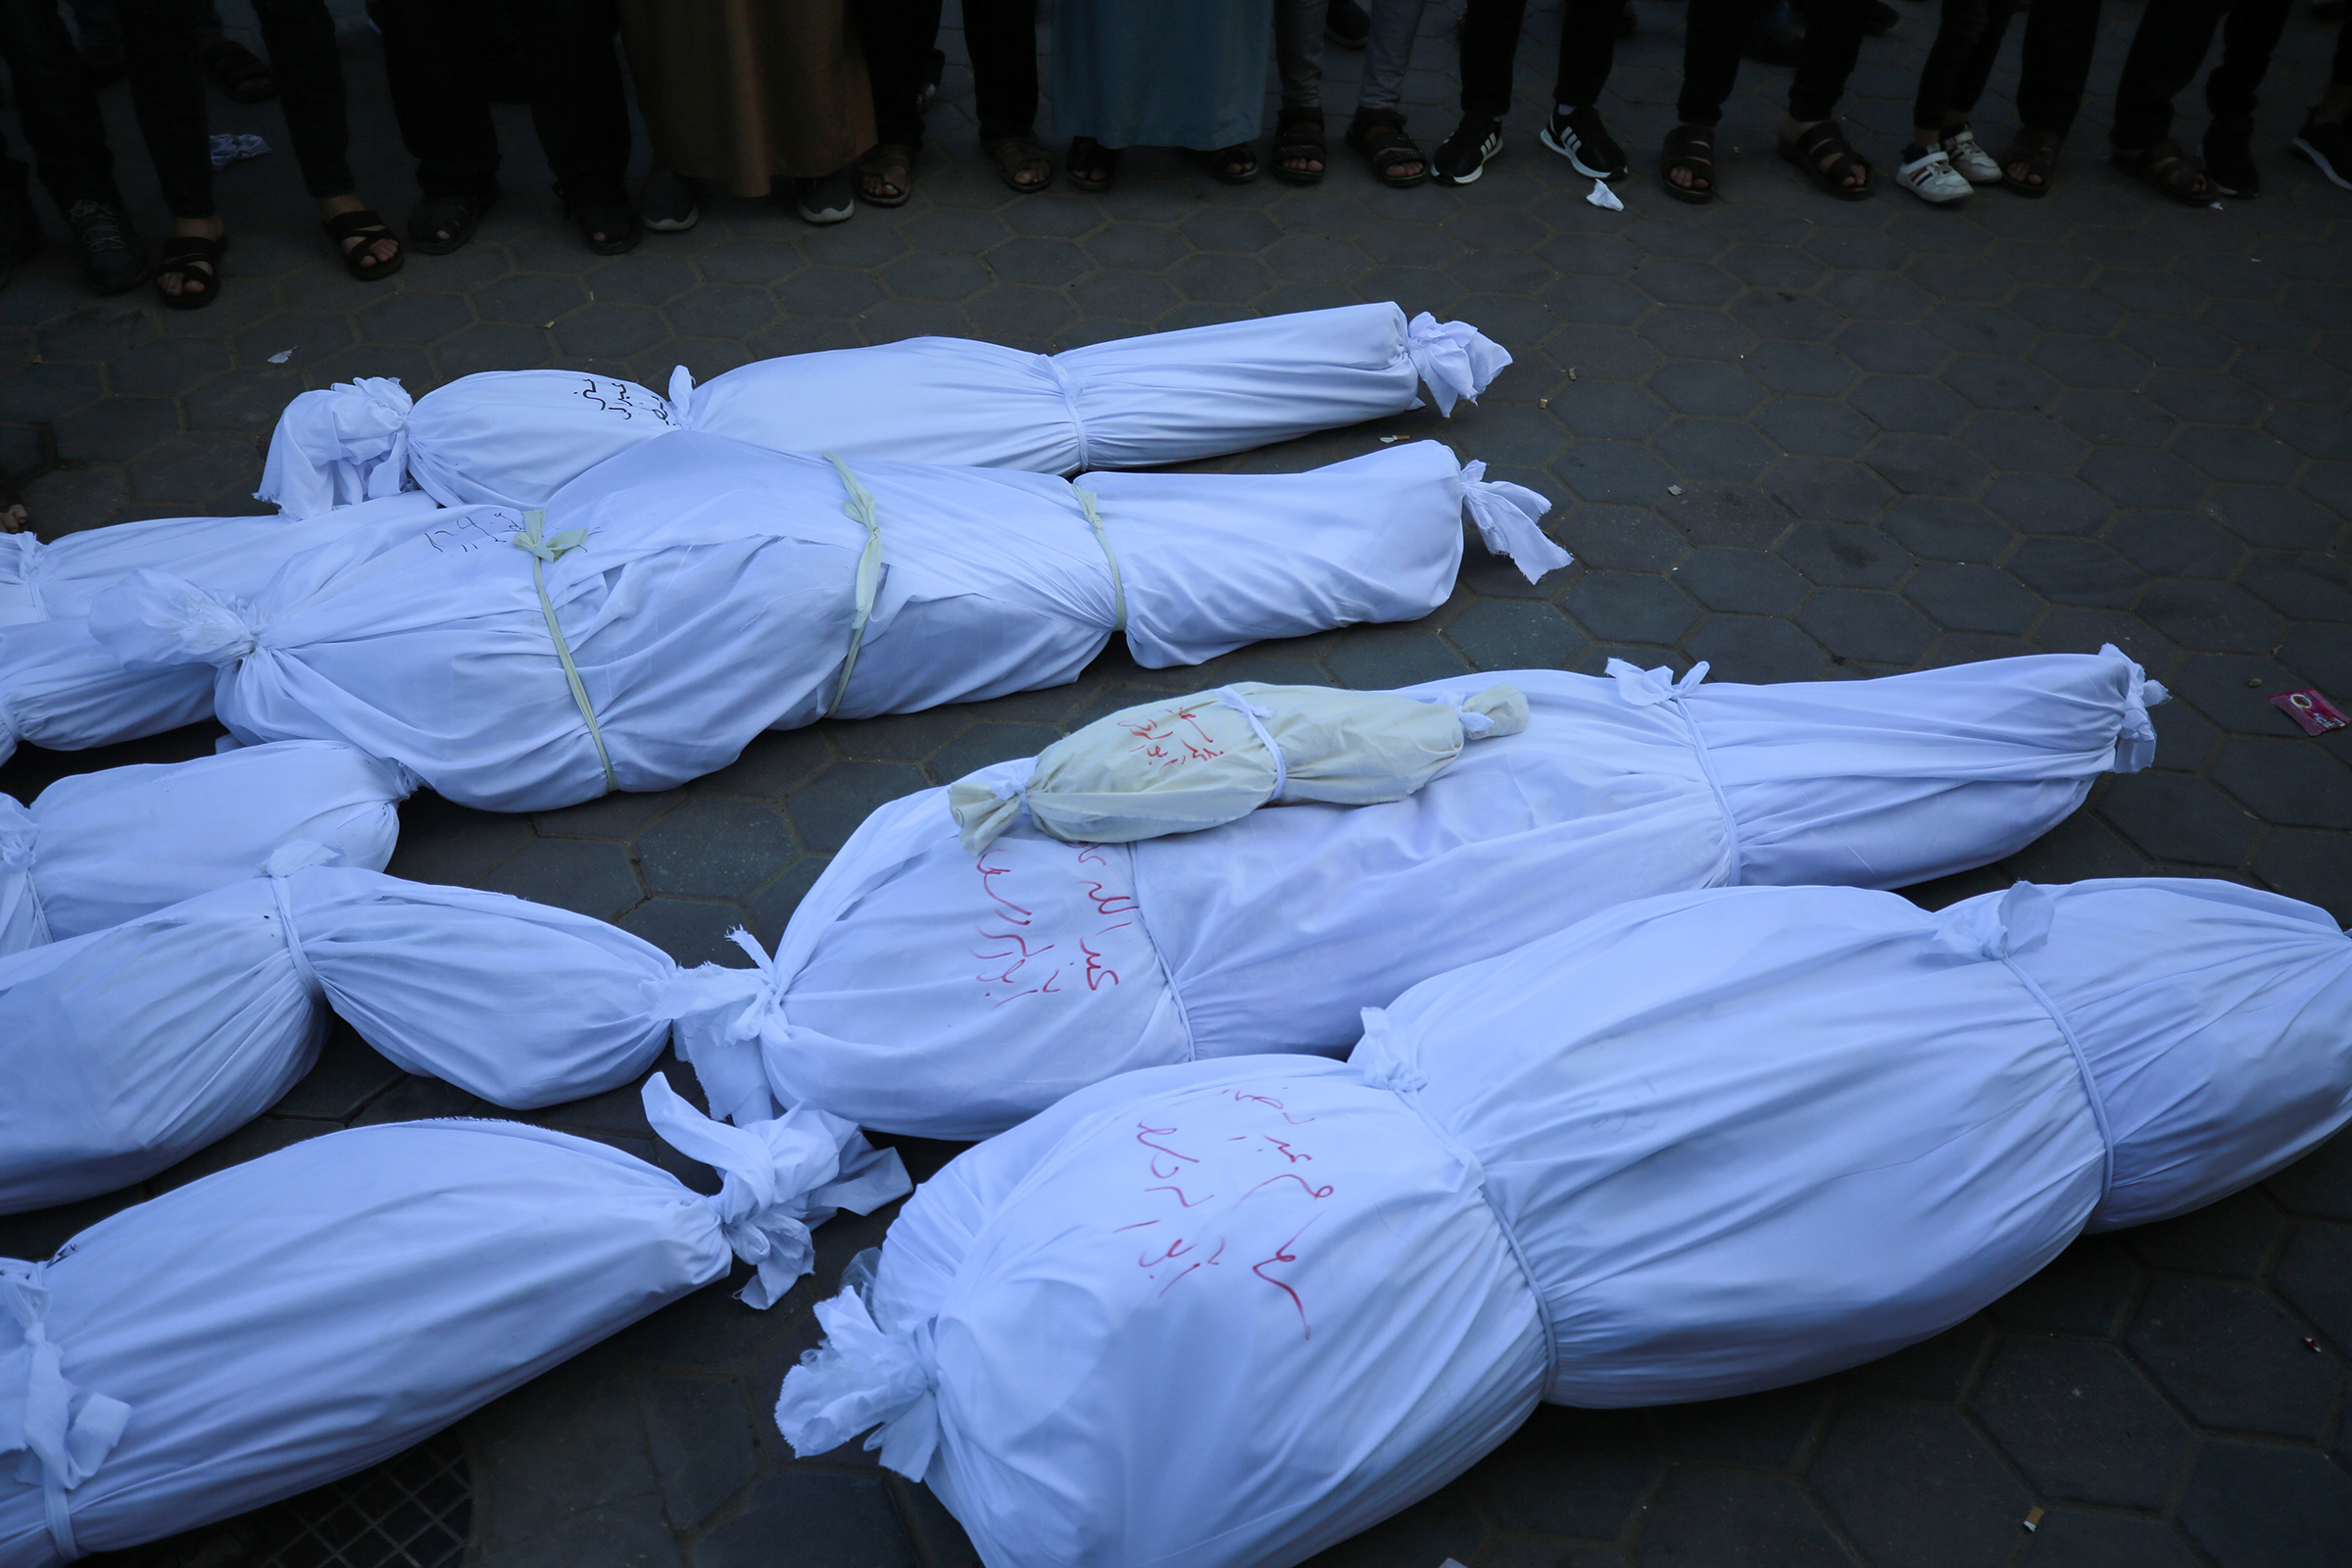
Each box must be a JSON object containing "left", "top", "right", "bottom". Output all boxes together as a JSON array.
[
  {"left": 1999, "top": 128, "right": 2061, "bottom": 196},
  {"left": 1347, "top": 109, "right": 1426, "bottom": 188},
  {"left": 983, "top": 134, "right": 1054, "bottom": 193},
  {"left": 858, "top": 142, "right": 916, "bottom": 207},
  {"left": 2113, "top": 138, "right": 2217, "bottom": 205},
  {"left": 1661, "top": 124, "right": 1715, "bottom": 204}
]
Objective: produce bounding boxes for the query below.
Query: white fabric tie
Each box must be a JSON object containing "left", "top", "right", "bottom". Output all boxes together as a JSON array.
[
  {"left": 641, "top": 1075, "right": 911, "bottom": 1308},
  {"left": 823, "top": 453, "right": 887, "bottom": 717},
  {"left": 664, "top": 366, "right": 702, "bottom": 430},
  {"left": 1401, "top": 312, "right": 1513, "bottom": 416},
  {"left": 1215, "top": 686, "right": 1288, "bottom": 803},
  {"left": 1934, "top": 882, "right": 2116, "bottom": 1202},
  {"left": 642, "top": 927, "right": 793, "bottom": 1128},
  {"left": 1043, "top": 357, "right": 1096, "bottom": 473},
  {"left": 2, "top": 1261, "right": 134, "bottom": 1561},
  {"left": 2105, "top": 643, "right": 2168, "bottom": 773},
  {"left": 1456, "top": 460, "right": 1571, "bottom": 584},
  {"left": 775, "top": 1254, "right": 944, "bottom": 1480},
  {"left": 1607, "top": 659, "right": 1746, "bottom": 886},
  {"left": 265, "top": 849, "right": 331, "bottom": 1003},
  {"left": 1352, "top": 1007, "right": 1560, "bottom": 1393},
  {"left": 0, "top": 796, "right": 49, "bottom": 951}
]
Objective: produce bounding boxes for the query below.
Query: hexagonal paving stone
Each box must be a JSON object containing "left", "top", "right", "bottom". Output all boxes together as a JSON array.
[
  {"left": 1971, "top": 1335, "right": 2193, "bottom": 1507},
  {"left": 2127, "top": 1276, "right": 2345, "bottom": 1439}
]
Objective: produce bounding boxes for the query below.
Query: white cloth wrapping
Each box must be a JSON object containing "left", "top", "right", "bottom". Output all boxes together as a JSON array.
[
  {"left": 90, "top": 434, "right": 1558, "bottom": 812},
  {"left": 0, "top": 742, "right": 412, "bottom": 956},
  {"left": 946, "top": 681, "right": 1528, "bottom": 855},
  {"left": 659, "top": 649, "right": 2164, "bottom": 1137},
  {"left": 0, "top": 495, "right": 450, "bottom": 764},
  {"left": 772, "top": 877, "right": 2352, "bottom": 1568},
  {"left": 0, "top": 859, "right": 693, "bottom": 1212},
  {"left": 0, "top": 1079, "right": 909, "bottom": 1567},
  {"left": 255, "top": 305, "right": 1512, "bottom": 515}
]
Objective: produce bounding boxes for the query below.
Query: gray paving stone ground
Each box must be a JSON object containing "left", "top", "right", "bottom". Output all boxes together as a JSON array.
[{"left": 4, "top": 1, "right": 2351, "bottom": 1564}]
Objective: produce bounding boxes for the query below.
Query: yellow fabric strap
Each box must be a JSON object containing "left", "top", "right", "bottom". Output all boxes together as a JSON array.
[
  {"left": 824, "top": 452, "right": 886, "bottom": 716},
  {"left": 1074, "top": 486, "right": 1126, "bottom": 631},
  {"left": 513, "top": 509, "right": 619, "bottom": 796}
]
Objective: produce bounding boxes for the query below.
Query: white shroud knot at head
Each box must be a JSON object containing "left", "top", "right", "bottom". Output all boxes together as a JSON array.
[
  {"left": 84, "top": 570, "right": 262, "bottom": 671},
  {"left": 256, "top": 377, "right": 416, "bottom": 519},
  {"left": 640, "top": 1074, "right": 910, "bottom": 1309},
  {"left": 1404, "top": 312, "right": 1514, "bottom": 416}
]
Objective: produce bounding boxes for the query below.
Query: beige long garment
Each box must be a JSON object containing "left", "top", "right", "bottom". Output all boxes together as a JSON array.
[{"left": 618, "top": 0, "right": 876, "bottom": 195}]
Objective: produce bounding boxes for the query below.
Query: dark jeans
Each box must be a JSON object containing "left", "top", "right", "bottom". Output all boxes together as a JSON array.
[
  {"left": 1912, "top": 0, "right": 2021, "bottom": 129},
  {"left": 2011, "top": 0, "right": 2100, "bottom": 135},
  {"left": 2112, "top": 0, "right": 2291, "bottom": 144},
  {"left": 368, "top": 0, "right": 630, "bottom": 204},
  {"left": 108, "top": 0, "right": 357, "bottom": 213},
  {"left": 856, "top": 0, "right": 943, "bottom": 147},
  {"left": 0, "top": 0, "right": 122, "bottom": 215},
  {"left": 1457, "top": 0, "right": 1621, "bottom": 116},
  {"left": 965, "top": 0, "right": 1041, "bottom": 141},
  {"left": 1680, "top": 0, "right": 1867, "bottom": 122}
]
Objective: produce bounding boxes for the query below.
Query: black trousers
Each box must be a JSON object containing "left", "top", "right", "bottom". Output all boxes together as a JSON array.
[
  {"left": 1456, "top": 0, "right": 1621, "bottom": 116},
  {"left": 2011, "top": 0, "right": 2100, "bottom": 136},
  {"left": 107, "top": 0, "right": 360, "bottom": 214},
  {"left": 2111, "top": 0, "right": 2291, "bottom": 145},
  {"left": 1912, "top": 0, "right": 2021, "bottom": 129},
  {"left": 0, "top": 0, "right": 122, "bottom": 215},
  {"left": 368, "top": 0, "right": 630, "bottom": 204},
  {"left": 1680, "top": 0, "right": 1868, "bottom": 123},
  {"left": 855, "top": 0, "right": 1038, "bottom": 146}
]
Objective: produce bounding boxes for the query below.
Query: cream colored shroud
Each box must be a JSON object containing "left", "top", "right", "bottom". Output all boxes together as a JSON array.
[{"left": 947, "top": 681, "right": 1528, "bottom": 855}]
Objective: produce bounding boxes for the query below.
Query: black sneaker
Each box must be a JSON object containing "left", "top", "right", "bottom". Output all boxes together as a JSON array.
[
  {"left": 2203, "top": 115, "right": 2259, "bottom": 196},
  {"left": 1325, "top": 0, "right": 1370, "bottom": 47},
  {"left": 2292, "top": 115, "right": 2352, "bottom": 191},
  {"left": 1543, "top": 104, "right": 1627, "bottom": 180},
  {"left": 1433, "top": 115, "right": 1502, "bottom": 185},
  {"left": 65, "top": 198, "right": 148, "bottom": 294}
]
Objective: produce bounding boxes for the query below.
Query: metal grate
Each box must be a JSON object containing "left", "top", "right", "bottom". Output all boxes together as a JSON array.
[
  {"left": 106, "top": 1433, "right": 471, "bottom": 1568},
  {"left": 257, "top": 1431, "right": 470, "bottom": 1568}
]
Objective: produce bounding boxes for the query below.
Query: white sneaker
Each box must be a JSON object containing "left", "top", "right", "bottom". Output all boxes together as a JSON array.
[
  {"left": 1896, "top": 146, "right": 1973, "bottom": 203},
  {"left": 1939, "top": 126, "right": 2002, "bottom": 184}
]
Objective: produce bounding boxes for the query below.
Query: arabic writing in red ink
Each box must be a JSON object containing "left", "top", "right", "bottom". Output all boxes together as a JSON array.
[
  {"left": 1136, "top": 1123, "right": 1199, "bottom": 1179},
  {"left": 1253, "top": 1218, "right": 1323, "bottom": 1338},
  {"left": 1146, "top": 1184, "right": 1212, "bottom": 1207},
  {"left": 1244, "top": 1173, "right": 1336, "bottom": 1202}
]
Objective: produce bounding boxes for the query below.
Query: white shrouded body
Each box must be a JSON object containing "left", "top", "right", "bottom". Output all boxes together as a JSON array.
[
  {"left": 92, "top": 434, "right": 1558, "bottom": 812},
  {"left": 0, "top": 1093, "right": 908, "bottom": 1568},
  {"left": 0, "top": 862, "right": 683, "bottom": 1212},
  {"left": 774, "top": 878, "right": 2352, "bottom": 1568},
  {"left": 0, "top": 741, "right": 412, "bottom": 955},
  {"left": 0, "top": 495, "right": 447, "bottom": 763},
  {"left": 946, "top": 680, "right": 1528, "bottom": 854},
  {"left": 665, "top": 650, "right": 2164, "bottom": 1137},
  {"left": 255, "top": 305, "right": 1511, "bottom": 514}
]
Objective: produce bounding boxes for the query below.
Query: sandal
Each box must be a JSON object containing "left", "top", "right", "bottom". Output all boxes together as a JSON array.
[
  {"left": 1660, "top": 123, "right": 1716, "bottom": 203},
  {"left": 2112, "top": 137, "right": 2217, "bottom": 205},
  {"left": 1196, "top": 142, "right": 1261, "bottom": 184},
  {"left": 1347, "top": 109, "right": 1427, "bottom": 187},
  {"left": 1066, "top": 136, "right": 1121, "bottom": 192},
  {"left": 322, "top": 208, "right": 403, "bottom": 281},
  {"left": 984, "top": 133, "right": 1055, "bottom": 193},
  {"left": 154, "top": 231, "right": 225, "bottom": 312},
  {"left": 408, "top": 189, "right": 496, "bottom": 255},
  {"left": 564, "top": 194, "right": 641, "bottom": 256},
  {"left": 1998, "top": 128, "right": 2060, "bottom": 196},
  {"left": 1273, "top": 109, "right": 1326, "bottom": 185},
  {"left": 1779, "top": 120, "right": 1874, "bottom": 200},
  {"left": 858, "top": 142, "right": 916, "bottom": 207},
  {"left": 199, "top": 37, "right": 276, "bottom": 103}
]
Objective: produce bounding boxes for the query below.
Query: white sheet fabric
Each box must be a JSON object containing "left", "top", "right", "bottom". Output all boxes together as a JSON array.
[
  {"left": 256, "top": 305, "right": 1511, "bottom": 514},
  {"left": 946, "top": 680, "right": 1527, "bottom": 854},
  {"left": 0, "top": 860, "right": 687, "bottom": 1212},
  {"left": 773, "top": 877, "right": 2352, "bottom": 1568},
  {"left": 0, "top": 742, "right": 411, "bottom": 956},
  {"left": 0, "top": 1083, "right": 908, "bottom": 1567},
  {"left": 0, "top": 494, "right": 449, "bottom": 762},
  {"left": 663, "top": 649, "right": 2164, "bottom": 1136},
  {"left": 93, "top": 434, "right": 1557, "bottom": 812}
]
